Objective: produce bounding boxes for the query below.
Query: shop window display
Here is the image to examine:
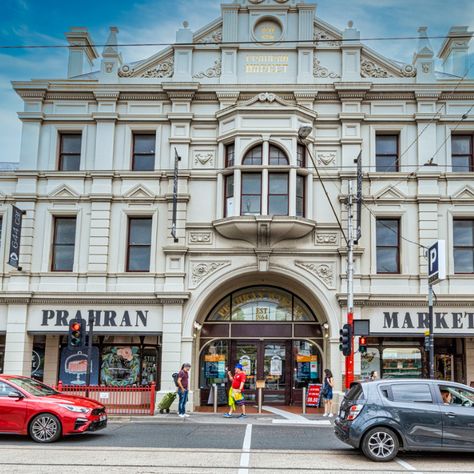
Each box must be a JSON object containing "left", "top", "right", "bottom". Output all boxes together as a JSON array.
[
  {"left": 382, "top": 347, "right": 422, "bottom": 378},
  {"left": 293, "top": 340, "right": 320, "bottom": 387},
  {"left": 361, "top": 348, "right": 381, "bottom": 380},
  {"left": 101, "top": 346, "right": 141, "bottom": 386},
  {"left": 0, "top": 336, "right": 4, "bottom": 374}
]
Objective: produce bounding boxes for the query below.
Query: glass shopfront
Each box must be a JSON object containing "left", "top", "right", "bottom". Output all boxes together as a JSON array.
[
  {"left": 199, "top": 286, "right": 324, "bottom": 405},
  {"left": 58, "top": 335, "right": 161, "bottom": 387},
  {"left": 361, "top": 337, "right": 465, "bottom": 383},
  {"left": 0, "top": 335, "right": 4, "bottom": 374}
]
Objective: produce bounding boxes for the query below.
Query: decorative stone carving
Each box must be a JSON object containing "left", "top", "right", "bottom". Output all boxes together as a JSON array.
[
  {"left": 313, "top": 27, "right": 341, "bottom": 47},
  {"left": 316, "top": 151, "right": 336, "bottom": 166},
  {"left": 295, "top": 261, "right": 335, "bottom": 288},
  {"left": 193, "top": 151, "right": 215, "bottom": 167},
  {"left": 401, "top": 64, "right": 417, "bottom": 77},
  {"left": 313, "top": 57, "right": 339, "bottom": 78},
  {"left": 188, "top": 232, "right": 212, "bottom": 245},
  {"left": 119, "top": 56, "right": 174, "bottom": 78},
  {"left": 258, "top": 92, "right": 277, "bottom": 102},
  {"left": 190, "top": 261, "right": 230, "bottom": 287},
  {"left": 422, "top": 63, "right": 431, "bottom": 73},
  {"left": 196, "top": 28, "right": 222, "bottom": 44},
  {"left": 315, "top": 233, "right": 338, "bottom": 245},
  {"left": 193, "top": 59, "right": 222, "bottom": 79},
  {"left": 360, "top": 59, "right": 393, "bottom": 78}
]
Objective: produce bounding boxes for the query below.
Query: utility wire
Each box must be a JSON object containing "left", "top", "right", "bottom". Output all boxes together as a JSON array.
[{"left": 0, "top": 34, "right": 472, "bottom": 50}]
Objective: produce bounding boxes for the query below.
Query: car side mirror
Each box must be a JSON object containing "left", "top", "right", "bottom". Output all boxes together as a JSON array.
[{"left": 8, "top": 391, "right": 24, "bottom": 399}]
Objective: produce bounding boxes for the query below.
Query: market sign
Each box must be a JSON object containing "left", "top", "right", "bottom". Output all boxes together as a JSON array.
[
  {"left": 27, "top": 307, "right": 163, "bottom": 334},
  {"left": 365, "top": 308, "right": 474, "bottom": 335}
]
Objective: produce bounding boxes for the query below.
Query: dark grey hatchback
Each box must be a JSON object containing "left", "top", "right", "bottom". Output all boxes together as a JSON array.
[{"left": 334, "top": 379, "right": 474, "bottom": 462}]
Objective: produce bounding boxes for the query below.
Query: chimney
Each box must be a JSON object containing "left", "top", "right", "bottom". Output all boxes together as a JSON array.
[
  {"left": 437, "top": 26, "right": 473, "bottom": 77},
  {"left": 65, "top": 27, "right": 99, "bottom": 78}
]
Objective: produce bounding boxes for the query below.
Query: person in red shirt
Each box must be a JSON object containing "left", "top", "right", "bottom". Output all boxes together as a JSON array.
[{"left": 224, "top": 364, "right": 247, "bottom": 418}]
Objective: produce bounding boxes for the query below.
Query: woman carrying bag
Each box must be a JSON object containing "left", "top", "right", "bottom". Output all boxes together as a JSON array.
[{"left": 321, "top": 368, "right": 334, "bottom": 417}]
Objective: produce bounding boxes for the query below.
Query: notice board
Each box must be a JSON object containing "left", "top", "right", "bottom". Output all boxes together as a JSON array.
[{"left": 306, "top": 383, "right": 322, "bottom": 407}]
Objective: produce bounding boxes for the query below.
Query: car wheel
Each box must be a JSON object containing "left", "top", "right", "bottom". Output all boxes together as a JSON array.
[
  {"left": 29, "top": 414, "right": 62, "bottom": 443},
  {"left": 361, "top": 427, "right": 399, "bottom": 462}
]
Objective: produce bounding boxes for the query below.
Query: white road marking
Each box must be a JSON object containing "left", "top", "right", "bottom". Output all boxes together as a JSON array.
[
  {"left": 262, "top": 405, "right": 331, "bottom": 425},
  {"left": 395, "top": 457, "right": 423, "bottom": 474},
  {"left": 238, "top": 423, "right": 252, "bottom": 474}
]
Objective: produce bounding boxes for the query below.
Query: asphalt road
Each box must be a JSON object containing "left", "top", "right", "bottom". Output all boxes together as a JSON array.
[{"left": 0, "top": 422, "right": 347, "bottom": 450}]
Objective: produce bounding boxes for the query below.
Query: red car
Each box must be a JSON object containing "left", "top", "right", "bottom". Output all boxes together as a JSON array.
[{"left": 0, "top": 375, "right": 107, "bottom": 443}]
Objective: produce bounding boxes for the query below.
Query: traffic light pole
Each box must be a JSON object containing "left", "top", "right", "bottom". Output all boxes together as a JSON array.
[
  {"left": 345, "top": 180, "right": 355, "bottom": 390},
  {"left": 85, "top": 314, "right": 94, "bottom": 397}
]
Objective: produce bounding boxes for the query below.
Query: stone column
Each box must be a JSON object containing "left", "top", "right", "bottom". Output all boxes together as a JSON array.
[
  {"left": 43, "top": 335, "right": 60, "bottom": 385},
  {"left": 3, "top": 304, "right": 32, "bottom": 375}
]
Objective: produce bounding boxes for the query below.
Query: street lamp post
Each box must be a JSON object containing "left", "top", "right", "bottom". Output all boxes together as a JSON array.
[{"left": 298, "top": 126, "right": 354, "bottom": 390}]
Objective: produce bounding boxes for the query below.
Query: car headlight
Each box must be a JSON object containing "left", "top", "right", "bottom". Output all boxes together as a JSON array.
[{"left": 59, "top": 404, "right": 90, "bottom": 414}]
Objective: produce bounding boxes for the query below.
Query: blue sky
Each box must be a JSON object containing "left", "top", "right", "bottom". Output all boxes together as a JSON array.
[{"left": 1, "top": 0, "right": 473, "bottom": 162}]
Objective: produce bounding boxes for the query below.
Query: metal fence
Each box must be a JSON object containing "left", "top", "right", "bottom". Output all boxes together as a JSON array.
[{"left": 55, "top": 381, "right": 156, "bottom": 415}]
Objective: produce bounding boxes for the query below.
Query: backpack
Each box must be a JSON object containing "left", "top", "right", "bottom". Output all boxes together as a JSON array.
[{"left": 172, "top": 372, "right": 179, "bottom": 387}]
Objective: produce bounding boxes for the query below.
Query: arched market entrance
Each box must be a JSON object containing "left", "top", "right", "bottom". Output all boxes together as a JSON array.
[{"left": 198, "top": 285, "right": 325, "bottom": 406}]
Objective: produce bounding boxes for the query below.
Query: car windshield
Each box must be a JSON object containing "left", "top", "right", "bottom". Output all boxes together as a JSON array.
[{"left": 9, "top": 378, "right": 58, "bottom": 396}]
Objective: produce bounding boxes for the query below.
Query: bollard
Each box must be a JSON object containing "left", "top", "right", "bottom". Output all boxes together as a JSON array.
[
  {"left": 302, "top": 386, "right": 306, "bottom": 415},
  {"left": 258, "top": 387, "right": 262, "bottom": 414},
  {"left": 213, "top": 384, "right": 218, "bottom": 413}
]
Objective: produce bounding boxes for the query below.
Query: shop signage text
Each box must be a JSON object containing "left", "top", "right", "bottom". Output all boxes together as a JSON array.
[
  {"left": 41, "top": 309, "right": 148, "bottom": 328},
  {"left": 367, "top": 309, "right": 474, "bottom": 334}
]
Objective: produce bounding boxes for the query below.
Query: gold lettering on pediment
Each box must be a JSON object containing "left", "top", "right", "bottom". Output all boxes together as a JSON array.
[{"left": 245, "top": 55, "right": 289, "bottom": 74}]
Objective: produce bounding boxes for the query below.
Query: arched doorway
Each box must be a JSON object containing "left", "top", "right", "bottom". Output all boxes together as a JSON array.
[{"left": 198, "top": 285, "right": 324, "bottom": 406}]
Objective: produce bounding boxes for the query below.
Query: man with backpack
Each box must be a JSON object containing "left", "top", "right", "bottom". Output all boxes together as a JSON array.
[{"left": 176, "top": 363, "right": 191, "bottom": 417}]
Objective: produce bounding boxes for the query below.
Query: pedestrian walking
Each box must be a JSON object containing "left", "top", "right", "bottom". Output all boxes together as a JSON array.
[
  {"left": 177, "top": 363, "right": 191, "bottom": 418},
  {"left": 321, "top": 368, "right": 334, "bottom": 417},
  {"left": 224, "top": 364, "right": 247, "bottom": 418},
  {"left": 369, "top": 370, "right": 378, "bottom": 381}
]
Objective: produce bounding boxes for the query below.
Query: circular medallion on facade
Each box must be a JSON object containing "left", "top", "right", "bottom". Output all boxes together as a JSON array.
[
  {"left": 248, "top": 0, "right": 264, "bottom": 3},
  {"left": 253, "top": 17, "right": 283, "bottom": 43},
  {"left": 274, "top": 0, "right": 289, "bottom": 3}
]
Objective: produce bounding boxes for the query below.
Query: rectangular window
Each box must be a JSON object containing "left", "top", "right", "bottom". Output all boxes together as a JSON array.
[
  {"left": 241, "top": 173, "right": 261, "bottom": 215},
  {"left": 51, "top": 217, "right": 76, "bottom": 271},
  {"left": 296, "top": 175, "right": 305, "bottom": 217},
  {"left": 376, "top": 134, "right": 399, "bottom": 172},
  {"left": 376, "top": 218, "right": 400, "bottom": 273},
  {"left": 224, "top": 175, "right": 234, "bottom": 217},
  {"left": 225, "top": 143, "right": 235, "bottom": 167},
  {"left": 268, "top": 173, "right": 289, "bottom": 215},
  {"left": 58, "top": 133, "right": 81, "bottom": 171},
  {"left": 391, "top": 384, "right": 433, "bottom": 403},
  {"left": 132, "top": 134, "right": 155, "bottom": 171},
  {"left": 127, "top": 218, "right": 152, "bottom": 271},
  {"left": 297, "top": 144, "right": 306, "bottom": 168},
  {"left": 453, "top": 219, "right": 474, "bottom": 273},
  {"left": 452, "top": 135, "right": 473, "bottom": 172}
]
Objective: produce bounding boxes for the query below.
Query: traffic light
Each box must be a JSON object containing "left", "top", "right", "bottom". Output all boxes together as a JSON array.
[
  {"left": 359, "top": 336, "right": 367, "bottom": 354},
  {"left": 339, "top": 323, "right": 352, "bottom": 357},
  {"left": 68, "top": 319, "right": 85, "bottom": 349}
]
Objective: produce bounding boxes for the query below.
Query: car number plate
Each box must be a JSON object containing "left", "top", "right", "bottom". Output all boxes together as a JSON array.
[{"left": 100, "top": 415, "right": 107, "bottom": 422}]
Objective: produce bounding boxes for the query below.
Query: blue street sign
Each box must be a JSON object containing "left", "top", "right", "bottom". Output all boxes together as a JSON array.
[{"left": 428, "top": 240, "right": 446, "bottom": 285}]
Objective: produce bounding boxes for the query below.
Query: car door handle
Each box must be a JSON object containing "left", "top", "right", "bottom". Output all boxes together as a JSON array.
[{"left": 445, "top": 412, "right": 456, "bottom": 417}]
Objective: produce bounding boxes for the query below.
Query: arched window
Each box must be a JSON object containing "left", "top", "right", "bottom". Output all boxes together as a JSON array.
[
  {"left": 269, "top": 145, "right": 289, "bottom": 165},
  {"left": 242, "top": 145, "right": 263, "bottom": 165}
]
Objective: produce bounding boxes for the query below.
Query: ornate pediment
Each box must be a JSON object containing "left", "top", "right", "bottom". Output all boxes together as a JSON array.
[
  {"left": 452, "top": 186, "right": 474, "bottom": 200},
  {"left": 361, "top": 50, "right": 416, "bottom": 78},
  {"left": 241, "top": 92, "right": 293, "bottom": 107},
  {"left": 49, "top": 184, "right": 80, "bottom": 199},
  {"left": 119, "top": 51, "right": 174, "bottom": 78},
  {"left": 123, "top": 184, "right": 155, "bottom": 199},
  {"left": 313, "top": 20, "right": 342, "bottom": 47},
  {"left": 374, "top": 185, "right": 407, "bottom": 201},
  {"left": 194, "top": 19, "right": 223, "bottom": 44}
]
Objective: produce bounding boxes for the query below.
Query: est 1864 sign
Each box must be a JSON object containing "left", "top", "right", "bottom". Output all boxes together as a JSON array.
[{"left": 428, "top": 240, "right": 446, "bottom": 285}]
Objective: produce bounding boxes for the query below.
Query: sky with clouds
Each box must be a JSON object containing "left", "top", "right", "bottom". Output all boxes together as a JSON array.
[{"left": 1, "top": 0, "right": 473, "bottom": 162}]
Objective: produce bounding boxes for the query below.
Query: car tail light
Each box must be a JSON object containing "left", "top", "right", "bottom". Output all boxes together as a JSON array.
[{"left": 346, "top": 404, "right": 364, "bottom": 421}]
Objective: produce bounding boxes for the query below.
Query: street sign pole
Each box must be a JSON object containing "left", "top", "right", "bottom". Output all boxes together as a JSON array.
[
  {"left": 428, "top": 284, "right": 434, "bottom": 379},
  {"left": 85, "top": 313, "right": 94, "bottom": 396}
]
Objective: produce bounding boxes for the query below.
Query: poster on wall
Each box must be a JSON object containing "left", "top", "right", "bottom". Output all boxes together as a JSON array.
[
  {"left": 239, "top": 355, "right": 252, "bottom": 375},
  {"left": 270, "top": 356, "right": 282, "bottom": 376},
  {"left": 204, "top": 354, "right": 226, "bottom": 379},
  {"left": 59, "top": 346, "right": 99, "bottom": 385},
  {"left": 31, "top": 346, "right": 45, "bottom": 382},
  {"left": 101, "top": 346, "right": 140, "bottom": 387}
]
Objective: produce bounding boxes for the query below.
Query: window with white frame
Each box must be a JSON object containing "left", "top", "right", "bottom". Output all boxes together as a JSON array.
[
  {"left": 453, "top": 219, "right": 474, "bottom": 273},
  {"left": 376, "top": 218, "right": 400, "bottom": 273},
  {"left": 127, "top": 217, "right": 152, "bottom": 272},
  {"left": 51, "top": 217, "right": 76, "bottom": 271}
]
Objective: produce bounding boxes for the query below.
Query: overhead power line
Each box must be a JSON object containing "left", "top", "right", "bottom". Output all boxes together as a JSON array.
[{"left": 0, "top": 34, "right": 472, "bottom": 50}]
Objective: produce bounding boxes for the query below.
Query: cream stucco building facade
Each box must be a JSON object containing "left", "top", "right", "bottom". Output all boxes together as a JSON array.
[{"left": 1, "top": 0, "right": 474, "bottom": 408}]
